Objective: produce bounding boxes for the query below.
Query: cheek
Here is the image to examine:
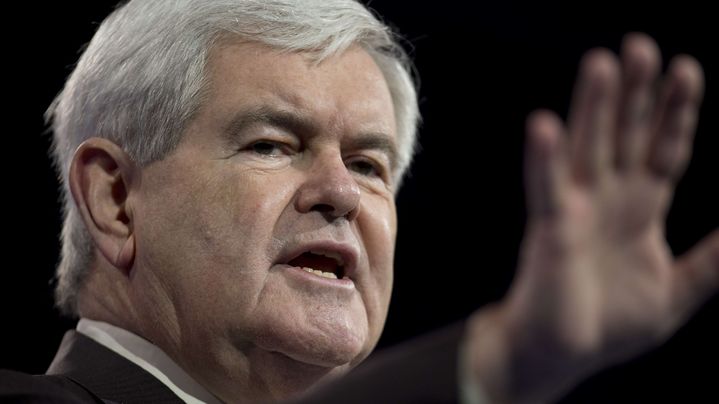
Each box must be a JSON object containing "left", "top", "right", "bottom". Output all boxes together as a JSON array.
[
  {"left": 134, "top": 166, "right": 298, "bottom": 320},
  {"left": 362, "top": 196, "right": 397, "bottom": 268},
  {"left": 189, "top": 168, "right": 294, "bottom": 255},
  {"left": 357, "top": 197, "right": 396, "bottom": 332},
  {"left": 180, "top": 169, "right": 298, "bottom": 288}
]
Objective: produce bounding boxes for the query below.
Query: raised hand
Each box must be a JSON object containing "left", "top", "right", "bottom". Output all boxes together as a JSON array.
[{"left": 464, "top": 33, "right": 718, "bottom": 404}]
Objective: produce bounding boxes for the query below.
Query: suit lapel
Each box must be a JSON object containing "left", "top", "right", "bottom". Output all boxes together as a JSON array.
[{"left": 47, "top": 330, "right": 185, "bottom": 404}]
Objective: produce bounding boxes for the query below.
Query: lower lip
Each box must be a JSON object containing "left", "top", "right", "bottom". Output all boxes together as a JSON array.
[{"left": 278, "top": 265, "right": 356, "bottom": 291}]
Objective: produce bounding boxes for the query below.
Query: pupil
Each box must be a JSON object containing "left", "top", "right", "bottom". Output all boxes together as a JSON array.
[{"left": 254, "top": 143, "right": 275, "bottom": 154}]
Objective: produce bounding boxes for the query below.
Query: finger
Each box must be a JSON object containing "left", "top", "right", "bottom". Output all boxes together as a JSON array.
[
  {"left": 647, "top": 55, "right": 705, "bottom": 183},
  {"left": 525, "top": 110, "right": 568, "bottom": 220},
  {"left": 672, "top": 229, "right": 719, "bottom": 325},
  {"left": 567, "top": 49, "right": 621, "bottom": 185},
  {"left": 615, "top": 33, "right": 661, "bottom": 171}
]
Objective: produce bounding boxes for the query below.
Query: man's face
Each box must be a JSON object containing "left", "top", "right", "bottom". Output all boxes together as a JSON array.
[{"left": 129, "top": 41, "right": 398, "bottom": 398}]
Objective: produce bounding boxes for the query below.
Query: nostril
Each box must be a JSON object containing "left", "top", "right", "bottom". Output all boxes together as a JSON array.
[{"left": 311, "top": 204, "right": 334, "bottom": 213}]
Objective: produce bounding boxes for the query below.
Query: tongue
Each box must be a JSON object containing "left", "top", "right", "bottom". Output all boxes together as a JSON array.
[{"left": 288, "top": 253, "right": 338, "bottom": 273}]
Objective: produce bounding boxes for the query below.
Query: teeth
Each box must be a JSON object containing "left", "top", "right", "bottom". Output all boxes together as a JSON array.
[
  {"left": 309, "top": 249, "right": 345, "bottom": 266},
  {"left": 302, "top": 267, "right": 338, "bottom": 279}
]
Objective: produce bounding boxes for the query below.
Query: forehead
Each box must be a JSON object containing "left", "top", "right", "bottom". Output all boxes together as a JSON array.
[{"left": 203, "top": 39, "right": 397, "bottom": 141}]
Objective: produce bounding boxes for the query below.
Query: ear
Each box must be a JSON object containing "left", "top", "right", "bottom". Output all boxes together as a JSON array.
[{"left": 68, "top": 137, "right": 138, "bottom": 275}]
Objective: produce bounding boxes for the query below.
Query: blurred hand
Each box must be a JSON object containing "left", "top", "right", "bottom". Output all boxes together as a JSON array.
[{"left": 465, "top": 33, "right": 718, "bottom": 404}]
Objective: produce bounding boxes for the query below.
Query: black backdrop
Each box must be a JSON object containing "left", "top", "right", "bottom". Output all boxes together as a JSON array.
[{"left": 3, "top": 1, "right": 717, "bottom": 402}]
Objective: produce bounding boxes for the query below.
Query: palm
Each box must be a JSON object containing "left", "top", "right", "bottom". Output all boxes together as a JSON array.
[{"left": 512, "top": 176, "right": 676, "bottom": 359}]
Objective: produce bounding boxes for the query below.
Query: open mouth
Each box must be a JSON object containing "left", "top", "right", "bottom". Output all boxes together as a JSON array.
[{"left": 287, "top": 251, "right": 346, "bottom": 280}]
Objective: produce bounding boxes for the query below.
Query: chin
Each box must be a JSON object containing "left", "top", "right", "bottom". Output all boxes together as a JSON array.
[
  {"left": 249, "top": 300, "right": 372, "bottom": 368},
  {"left": 278, "top": 323, "right": 369, "bottom": 369}
]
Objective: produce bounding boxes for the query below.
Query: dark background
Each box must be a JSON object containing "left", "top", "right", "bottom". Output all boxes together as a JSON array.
[{"left": 3, "top": 1, "right": 717, "bottom": 402}]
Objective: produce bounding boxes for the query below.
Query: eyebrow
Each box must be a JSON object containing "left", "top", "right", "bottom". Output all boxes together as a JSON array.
[
  {"left": 223, "top": 105, "right": 398, "bottom": 169},
  {"left": 224, "top": 105, "right": 316, "bottom": 141}
]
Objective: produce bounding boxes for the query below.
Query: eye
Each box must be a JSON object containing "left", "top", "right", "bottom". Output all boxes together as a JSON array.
[
  {"left": 248, "top": 141, "right": 286, "bottom": 157},
  {"left": 347, "top": 159, "right": 382, "bottom": 178}
]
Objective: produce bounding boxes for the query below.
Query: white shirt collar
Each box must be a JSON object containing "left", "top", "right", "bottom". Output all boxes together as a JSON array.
[{"left": 76, "top": 318, "right": 222, "bottom": 404}]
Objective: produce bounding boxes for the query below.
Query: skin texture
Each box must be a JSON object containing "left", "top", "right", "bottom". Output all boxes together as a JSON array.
[
  {"left": 465, "top": 33, "right": 719, "bottom": 403},
  {"left": 71, "top": 42, "right": 397, "bottom": 403}
]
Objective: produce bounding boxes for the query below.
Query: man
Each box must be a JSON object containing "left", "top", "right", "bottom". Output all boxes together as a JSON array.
[{"left": 2, "top": 0, "right": 717, "bottom": 403}]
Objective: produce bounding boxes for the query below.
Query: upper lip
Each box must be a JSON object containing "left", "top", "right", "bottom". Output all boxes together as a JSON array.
[{"left": 277, "top": 240, "right": 360, "bottom": 280}]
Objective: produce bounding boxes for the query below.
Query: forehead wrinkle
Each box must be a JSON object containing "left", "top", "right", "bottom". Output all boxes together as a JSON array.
[
  {"left": 210, "top": 44, "right": 396, "bottom": 165},
  {"left": 222, "top": 96, "right": 395, "bottom": 163}
]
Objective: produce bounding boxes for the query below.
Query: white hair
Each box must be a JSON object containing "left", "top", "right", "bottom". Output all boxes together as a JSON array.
[{"left": 45, "top": 0, "right": 421, "bottom": 316}]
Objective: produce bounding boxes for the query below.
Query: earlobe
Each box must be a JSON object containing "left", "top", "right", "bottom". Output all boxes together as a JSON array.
[
  {"left": 68, "top": 137, "right": 138, "bottom": 276},
  {"left": 115, "top": 234, "right": 136, "bottom": 274}
]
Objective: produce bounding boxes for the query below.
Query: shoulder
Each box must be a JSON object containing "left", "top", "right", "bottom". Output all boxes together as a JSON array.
[{"left": 0, "top": 369, "right": 103, "bottom": 403}]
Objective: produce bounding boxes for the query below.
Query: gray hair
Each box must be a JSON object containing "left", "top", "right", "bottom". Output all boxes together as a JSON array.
[{"left": 45, "top": 0, "right": 421, "bottom": 316}]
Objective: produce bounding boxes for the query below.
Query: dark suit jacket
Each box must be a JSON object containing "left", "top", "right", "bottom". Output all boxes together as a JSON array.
[{"left": 1, "top": 322, "right": 466, "bottom": 403}]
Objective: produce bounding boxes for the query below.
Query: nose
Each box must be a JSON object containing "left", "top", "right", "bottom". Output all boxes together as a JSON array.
[{"left": 294, "top": 152, "right": 361, "bottom": 221}]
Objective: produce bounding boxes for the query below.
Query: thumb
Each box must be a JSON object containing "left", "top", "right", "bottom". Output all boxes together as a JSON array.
[{"left": 672, "top": 229, "right": 719, "bottom": 323}]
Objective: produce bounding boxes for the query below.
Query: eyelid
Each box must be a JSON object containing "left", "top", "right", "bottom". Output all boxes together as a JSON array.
[
  {"left": 247, "top": 131, "right": 300, "bottom": 148},
  {"left": 346, "top": 155, "right": 389, "bottom": 179},
  {"left": 234, "top": 122, "right": 299, "bottom": 145},
  {"left": 238, "top": 139, "right": 295, "bottom": 159}
]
